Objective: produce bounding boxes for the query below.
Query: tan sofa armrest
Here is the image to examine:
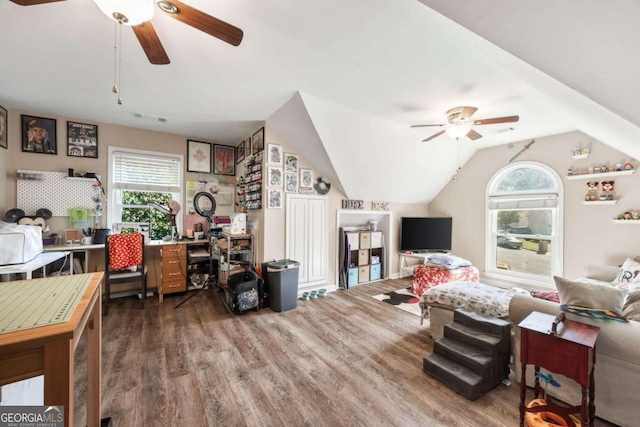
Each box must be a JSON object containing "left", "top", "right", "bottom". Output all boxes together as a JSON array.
[{"left": 583, "top": 264, "right": 619, "bottom": 282}]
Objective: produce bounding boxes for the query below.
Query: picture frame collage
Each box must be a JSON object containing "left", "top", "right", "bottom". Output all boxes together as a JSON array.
[
  {"left": 13, "top": 113, "right": 100, "bottom": 158},
  {"left": 187, "top": 140, "right": 236, "bottom": 176},
  {"left": 264, "top": 141, "right": 314, "bottom": 208}
]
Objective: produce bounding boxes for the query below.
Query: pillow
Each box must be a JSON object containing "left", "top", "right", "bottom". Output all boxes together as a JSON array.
[
  {"left": 612, "top": 258, "right": 640, "bottom": 286},
  {"left": 530, "top": 290, "right": 560, "bottom": 303},
  {"left": 622, "top": 290, "right": 640, "bottom": 321},
  {"left": 554, "top": 276, "right": 627, "bottom": 315}
]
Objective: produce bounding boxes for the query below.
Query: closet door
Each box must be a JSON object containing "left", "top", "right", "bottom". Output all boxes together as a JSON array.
[{"left": 286, "top": 195, "right": 327, "bottom": 285}]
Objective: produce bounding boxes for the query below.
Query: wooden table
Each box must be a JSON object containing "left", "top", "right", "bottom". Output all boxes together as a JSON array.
[
  {"left": 0, "top": 272, "right": 103, "bottom": 427},
  {"left": 518, "top": 311, "right": 599, "bottom": 427}
]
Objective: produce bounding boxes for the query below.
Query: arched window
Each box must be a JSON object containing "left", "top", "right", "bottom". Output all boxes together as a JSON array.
[{"left": 485, "top": 162, "right": 563, "bottom": 287}]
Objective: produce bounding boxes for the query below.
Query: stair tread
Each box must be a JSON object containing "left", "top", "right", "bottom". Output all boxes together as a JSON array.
[
  {"left": 423, "top": 353, "right": 483, "bottom": 385},
  {"left": 444, "top": 323, "right": 503, "bottom": 347},
  {"left": 454, "top": 309, "right": 511, "bottom": 329},
  {"left": 435, "top": 337, "right": 494, "bottom": 365}
]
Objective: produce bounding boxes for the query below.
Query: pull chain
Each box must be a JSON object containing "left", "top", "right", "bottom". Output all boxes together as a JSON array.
[
  {"left": 112, "top": 20, "right": 118, "bottom": 94},
  {"left": 117, "top": 22, "right": 123, "bottom": 105}
]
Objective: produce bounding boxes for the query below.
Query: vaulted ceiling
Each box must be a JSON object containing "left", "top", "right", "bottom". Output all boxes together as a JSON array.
[{"left": 1, "top": 0, "right": 638, "bottom": 203}]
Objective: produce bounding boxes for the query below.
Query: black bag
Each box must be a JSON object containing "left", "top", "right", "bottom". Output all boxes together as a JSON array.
[{"left": 225, "top": 269, "right": 261, "bottom": 314}]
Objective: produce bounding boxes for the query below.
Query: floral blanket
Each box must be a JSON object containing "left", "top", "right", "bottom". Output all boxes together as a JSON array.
[{"left": 419, "top": 281, "right": 515, "bottom": 322}]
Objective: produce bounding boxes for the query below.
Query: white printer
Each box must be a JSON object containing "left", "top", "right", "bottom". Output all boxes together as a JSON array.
[
  {"left": 228, "top": 212, "right": 247, "bottom": 234},
  {"left": 0, "top": 224, "right": 43, "bottom": 265}
]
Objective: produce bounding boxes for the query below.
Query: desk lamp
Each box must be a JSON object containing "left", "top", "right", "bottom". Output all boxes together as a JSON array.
[{"left": 148, "top": 200, "right": 181, "bottom": 241}]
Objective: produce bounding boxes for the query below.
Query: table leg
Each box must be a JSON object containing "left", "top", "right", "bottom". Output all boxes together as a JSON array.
[
  {"left": 581, "top": 386, "right": 588, "bottom": 426},
  {"left": 519, "top": 362, "right": 526, "bottom": 427},
  {"left": 87, "top": 291, "right": 102, "bottom": 427},
  {"left": 588, "top": 368, "right": 595, "bottom": 427},
  {"left": 534, "top": 366, "right": 540, "bottom": 399},
  {"left": 69, "top": 252, "right": 75, "bottom": 275},
  {"left": 44, "top": 339, "right": 73, "bottom": 427}
]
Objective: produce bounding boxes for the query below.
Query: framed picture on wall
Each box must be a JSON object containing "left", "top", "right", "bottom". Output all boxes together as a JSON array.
[
  {"left": 67, "top": 121, "right": 98, "bottom": 158},
  {"left": 236, "top": 140, "right": 245, "bottom": 164},
  {"left": 300, "top": 169, "right": 313, "bottom": 188},
  {"left": 268, "top": 188, "right": 283, "bottom": 209},
  {"left": 267, "top": 166, "right": 283, "bottom": 187},
  {"left": 0, "top": 105, "right": 7, "bottom": 149},
  {"left": 187, "top": 140, "right": 212, "bottom": 173},
  {"left": 284, "top": 152, "right": 298, "bottom": 172},
  {"left": 285, "top": 172, "right": 298, "bottom": 193},
  {"left": 267, "top": 144, "right": 282, "bottom": 164},
  {"left": 251, "top": 127, "right": 264, "bottom": 155},
  {"left": 21, "top": 115, "right": 57, "bottom": 155},
  {"left": 213, "top": 144, "right": 235, "bottom": 175},
  {"left": 244, "top": 137, "right": 251, "bottom": 158}
]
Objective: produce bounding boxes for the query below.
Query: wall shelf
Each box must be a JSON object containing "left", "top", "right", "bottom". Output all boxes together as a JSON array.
[
  {"left": 583, "top": 200, "right": 618, "bottom": 205},
  {"left": 572, "top": 153, "right": 589, "bottom": 160},
  {"left": 613, "top": 219, "right": 640, "bottom": 224},
  {"left": 566, "top": 169, "right": 634, "bottom": 180}
]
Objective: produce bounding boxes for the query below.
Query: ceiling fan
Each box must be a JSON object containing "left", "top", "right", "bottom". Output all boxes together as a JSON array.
[
  {"left": 9, "top": 0, "right": 243, "bottom": 65},
  {"left": 411, "top": 106, "right": 519, "bottom": 142}
]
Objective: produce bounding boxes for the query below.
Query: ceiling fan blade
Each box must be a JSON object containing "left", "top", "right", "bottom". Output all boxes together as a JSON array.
[
  {"left": 422, "top": 130, "right": 446, "bottom": 143},
  {"left": 466, "top": 129, "right": 483, "bottom": 140},
  {"left": 472, "top": 115, "right": 519, "bottom": 126},
  {"left": 132, "top": 22, "right": 170, "bottom": 65},
  {"left": 410, "top": 123, "right": 446, "bottom": 128},
  {"left": 9, "top": 0, "right": 64, "bottom": 5},
  {"left": 159, "top": 0, "right": 244, "bottom": 46}
]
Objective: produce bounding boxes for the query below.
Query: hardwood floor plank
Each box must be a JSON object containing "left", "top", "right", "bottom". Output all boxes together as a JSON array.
[{"left": 69, "top": 278, "right": 615, "bottom": 426}]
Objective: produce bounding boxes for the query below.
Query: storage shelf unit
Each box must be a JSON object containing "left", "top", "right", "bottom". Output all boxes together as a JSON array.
[
  {"left": 341, "top": 229, "right": 384, "bottom": 287},
  {"left": 237, "top": 152, "right": 263, "bottom": 210},
  {"left": 583, "top": 200, "right": 618, "bottom": 205},
  {"left": 613, "top": 220, "right": 640, "bottom": 224},
  {"left": 212, "top": 232, "right": 254, "bottom": 284}
]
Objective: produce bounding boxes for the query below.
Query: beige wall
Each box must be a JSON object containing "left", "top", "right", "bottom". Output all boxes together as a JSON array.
[{"left": 430, "top": 131, "right": 640, "bottom": 280}]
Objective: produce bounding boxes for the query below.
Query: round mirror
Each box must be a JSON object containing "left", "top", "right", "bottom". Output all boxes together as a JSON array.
[{"left": 194, "top": 192, "right": 216, "bottom": 218}]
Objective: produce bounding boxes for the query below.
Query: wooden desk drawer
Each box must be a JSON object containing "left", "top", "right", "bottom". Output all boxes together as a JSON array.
[
  {"left": 162, "top": 278, "right": 186, "bottom": 294},
  {"left": 161, "top": 245, "right": 186, "bottom": 258}
]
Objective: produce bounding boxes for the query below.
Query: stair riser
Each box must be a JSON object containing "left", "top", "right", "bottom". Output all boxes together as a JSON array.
[
  {"left": 423, "top": 357, "right": 483, "bottom": 401},
  {"left": 444, "top": 326, "right": 503, "bottom": 354},
  {"left": 433, "top": 341, "right": 492, "bottom": 376},
  {"left": 453, "top": 310, "right": 511, "bottom": 338}
]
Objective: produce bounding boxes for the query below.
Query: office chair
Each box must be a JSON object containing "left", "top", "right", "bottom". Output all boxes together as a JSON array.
[{"left": 104, "top": 233, "right": 147, "bottom": 316}]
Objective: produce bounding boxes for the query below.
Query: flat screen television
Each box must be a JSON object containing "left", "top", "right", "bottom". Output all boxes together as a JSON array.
[{"left": 400, "top": 217, "right": 452, "bottom": 252}]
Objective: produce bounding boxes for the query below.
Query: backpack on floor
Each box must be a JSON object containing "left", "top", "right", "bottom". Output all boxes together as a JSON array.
[{"left": 225, "top": 269, "right": 261, "bottom": 314}]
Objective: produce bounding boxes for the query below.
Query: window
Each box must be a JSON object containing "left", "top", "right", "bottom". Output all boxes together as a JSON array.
[
  {"left": 485, "top": 162, "right": 563, "bottom": 287},
  {"left": 108, "top": 147, "right": 183, "bottom": 241}
]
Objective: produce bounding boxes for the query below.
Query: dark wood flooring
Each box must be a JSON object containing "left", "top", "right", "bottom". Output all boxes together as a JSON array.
[{"left": 72, "top": 278, "right": 615, "bottom": 426}]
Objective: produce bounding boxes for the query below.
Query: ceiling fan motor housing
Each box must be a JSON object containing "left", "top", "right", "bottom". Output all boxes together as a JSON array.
[{"left": 446, "top": 106, "right": 477, "bottom": 124}]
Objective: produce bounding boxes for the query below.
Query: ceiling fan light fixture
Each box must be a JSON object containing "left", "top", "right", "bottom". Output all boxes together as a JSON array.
[
  {"left": 445, "top": 124, "right": 471, "bottom": 140},
  {"left": 92, "top": 0, "right": 155, "bottom": 26}
]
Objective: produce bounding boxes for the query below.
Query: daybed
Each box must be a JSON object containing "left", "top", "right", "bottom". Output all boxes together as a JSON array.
[{"left": 510, "top": 263, "right": 640, "bottom": 427}]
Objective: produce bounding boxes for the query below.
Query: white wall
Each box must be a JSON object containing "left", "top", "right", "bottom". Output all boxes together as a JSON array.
[{"left": 430, "top": 131, "right": 640, "bottom": 280}]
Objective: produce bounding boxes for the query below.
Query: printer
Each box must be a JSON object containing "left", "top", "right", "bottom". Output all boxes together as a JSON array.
[{"left": 0, "top": 224, "right": 43, "bottom": 265}]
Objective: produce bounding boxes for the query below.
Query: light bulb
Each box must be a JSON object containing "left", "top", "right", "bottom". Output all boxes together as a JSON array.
[{"left": 92, "top": 0, "right": 155, "bottom": 26}]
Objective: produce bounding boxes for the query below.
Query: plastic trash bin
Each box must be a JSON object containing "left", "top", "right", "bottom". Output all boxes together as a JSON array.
[{"left": 266, "top": 259, "right": 300, "bottom": 312}]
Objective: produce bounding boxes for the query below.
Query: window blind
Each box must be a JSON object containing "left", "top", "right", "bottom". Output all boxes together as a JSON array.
[
  {"left": 488, "top": 194, "right": 557, "bottom": 210},
  {"left": 113, "top": 151, "right": 181, "bottom": 192}
]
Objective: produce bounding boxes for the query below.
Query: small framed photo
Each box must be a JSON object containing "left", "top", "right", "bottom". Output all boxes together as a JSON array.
[
  {"left": 236, "top": 140, "right": 245, "bottom": 164},
  {"left": 67, "top": 121, "right": 98, "bottom": 158},
  {"left": 21, "top": 115, "right": 57, "bottom": 155},
  {"left": 267, "top": 144, "right": 282, "bottom": 164},
  {"left": 285, "top": 172, "right": 298, "bottom": 193},
  {"left": 0, "top": 105, "right": 7, "bottom": 149},
  {"left": 300, "top": 169, "right": 313, "bottom": 188},
  {"left": 284, "top": 153, "right": 298, "bottom": 172},
  {"left": 244, "top": 137, "right": 251, "bottom": 159},
  {"left": 267, "top": 166, "right": 283, "bottom": 187},
  {"left": 251, "top": 127, "right": 264, "bottom": 155},
  {"left": 268, "top": 188, "right": 283, "bottom": 209},
  {"left": 187, "top": 140, "right": 212, "bottom": 173},
  {"left": 213, "top": 144, "right": 235, "bottom": 175}
]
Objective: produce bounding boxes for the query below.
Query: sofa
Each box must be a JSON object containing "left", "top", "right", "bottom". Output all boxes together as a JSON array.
[{"left": 510, "top": 263, "right": 640, "bottom": 427}]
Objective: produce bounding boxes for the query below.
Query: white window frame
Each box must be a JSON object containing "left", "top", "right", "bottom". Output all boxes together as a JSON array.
[
  {"left": 484, "top": 161, "right": 563, "bottom": 289},
  {"left": 107, "top": 146, "right": 183, "bottom": 238}
]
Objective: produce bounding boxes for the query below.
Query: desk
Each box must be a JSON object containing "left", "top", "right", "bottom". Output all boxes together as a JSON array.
[
  {"left": 44, "top": 243, "right": 104, "bottom": 274},
  {"left": 0, "top": 273, "right": 103, "bottom": 427},
  {"left": 518, "top": 311, "right": 599, "bottom": 427},
  {"left": 0, "top": 251, "right": 69, "bottom": 280}
]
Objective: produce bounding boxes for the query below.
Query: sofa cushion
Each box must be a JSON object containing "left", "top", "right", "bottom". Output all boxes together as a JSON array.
[
  {"left": 623, "top": 290, "right": 640, "bottom": 321},
  {"left": 612, "top": 258, "right": 640, "bottom": 286},
  {"left": 554, "top": 276, "right": 627, "bottom": 315}
]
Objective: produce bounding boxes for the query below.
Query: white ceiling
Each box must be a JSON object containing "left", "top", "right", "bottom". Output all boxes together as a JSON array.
[{"left": 1, "top": 0, "right": 638, "bottom": 203}]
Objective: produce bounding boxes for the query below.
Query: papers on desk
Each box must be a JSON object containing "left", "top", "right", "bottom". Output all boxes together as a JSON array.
[{"left": 188, "top": 249, "right": 210, "bottom": 260}]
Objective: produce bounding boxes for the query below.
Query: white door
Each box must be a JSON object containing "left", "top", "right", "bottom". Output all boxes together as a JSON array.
[{"left": 286, "top": 195, "right": 327, "bottom": 285}]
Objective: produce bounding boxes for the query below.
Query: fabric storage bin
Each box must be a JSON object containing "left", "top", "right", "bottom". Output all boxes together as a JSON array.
[{"left": 370, "top": 263, "right": 381, "bottom": 281}]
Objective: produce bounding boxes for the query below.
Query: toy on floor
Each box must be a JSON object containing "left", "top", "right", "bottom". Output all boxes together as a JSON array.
[{"left": 525, "top": 373, "right": 581, "bottom": 427}]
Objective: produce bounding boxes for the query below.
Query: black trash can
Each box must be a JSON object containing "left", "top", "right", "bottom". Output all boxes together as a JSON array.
[{"left": 266, "top": 260, "right": 300, "bottom": 312}]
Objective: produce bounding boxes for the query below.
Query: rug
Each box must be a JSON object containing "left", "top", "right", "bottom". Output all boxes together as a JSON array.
[{"left": 372, "top": 288, "right": 422, "bottom": 317}]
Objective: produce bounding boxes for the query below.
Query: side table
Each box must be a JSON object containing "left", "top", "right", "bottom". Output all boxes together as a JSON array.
[{"left": 518, "top": 311, "right": 599, "bottom": 427}]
